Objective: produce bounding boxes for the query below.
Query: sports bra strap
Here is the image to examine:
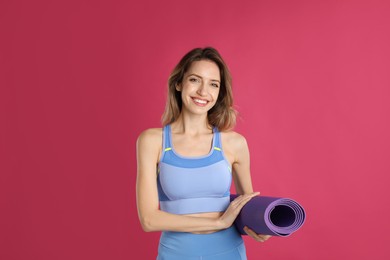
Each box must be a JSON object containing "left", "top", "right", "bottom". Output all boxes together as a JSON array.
[
  {"left": 163, "top": 125, "right": 172, "bottom": 152},
  {"left": 213, "top": 127, "right": 222, "bottom": 150},
  {"left": 163, "top": 124, "right": 221, "bottom": 153}
]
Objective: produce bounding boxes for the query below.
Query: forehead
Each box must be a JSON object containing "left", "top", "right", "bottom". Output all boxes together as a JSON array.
[{"left": 185, "top": 60, "right": 220, "bottom": 80}]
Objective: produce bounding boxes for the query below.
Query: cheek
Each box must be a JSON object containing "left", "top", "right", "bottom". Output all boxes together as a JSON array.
[
  {"left": 180, "top": 86, "right": 193, "bottom": 102},
  {"left": 211, "top": 89, "right": 220, "bottom": 101},
  {"left": 181, "top": 86, "right": 190, "bottom": 98},
  {"left": 181, "top": 83, "right": 193, "bottom": 93}
]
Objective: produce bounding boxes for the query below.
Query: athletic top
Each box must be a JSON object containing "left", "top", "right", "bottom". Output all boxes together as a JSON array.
[{"left": 157, "top": 124, "right": 232, "bottom": 215}]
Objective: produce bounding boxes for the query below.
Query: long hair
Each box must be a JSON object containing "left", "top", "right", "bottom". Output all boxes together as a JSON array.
[{"left": 161, "top": 47, "right": 237, "bottom": 131}]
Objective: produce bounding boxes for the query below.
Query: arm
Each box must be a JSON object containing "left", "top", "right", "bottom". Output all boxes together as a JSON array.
[
  {"left": 230, "top": 133, "right": 254, "bottom": 195},
  {"left": 228, "top": 132, "right": 271, "bottom": 242},
  {"left": 136, "top": 129, "right": 256, "bottom": 233}
]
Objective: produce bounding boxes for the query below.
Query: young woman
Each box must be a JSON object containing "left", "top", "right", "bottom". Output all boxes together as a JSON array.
[{"left": 136, "top": 47, "right": 270, "bottom": 259}]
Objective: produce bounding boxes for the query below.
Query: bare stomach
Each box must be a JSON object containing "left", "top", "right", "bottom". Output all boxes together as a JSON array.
[{"left": 182, "top": 211, "right": 224, "bottom": 234}]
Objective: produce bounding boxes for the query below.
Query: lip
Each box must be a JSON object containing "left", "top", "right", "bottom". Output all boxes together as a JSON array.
[{"left": 191, "top": 97, "right": 209, "bottom": 107}]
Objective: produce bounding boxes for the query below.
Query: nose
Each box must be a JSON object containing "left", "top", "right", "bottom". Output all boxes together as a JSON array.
[{"left": 196, "top": 82, "right": 208, "bottom": 96}]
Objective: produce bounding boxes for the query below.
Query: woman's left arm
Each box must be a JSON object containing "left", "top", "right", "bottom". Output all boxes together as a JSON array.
[
  {"left": 230, "top": 133, "right": 254, "bottom": 195},
  {"left": 230, "top": 132, "right": 271, "bottom": 243}
]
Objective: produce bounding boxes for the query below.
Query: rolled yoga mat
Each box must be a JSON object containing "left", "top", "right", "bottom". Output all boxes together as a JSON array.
[{"left": 230, "top": 194, "right": 306, "bottom": 237}]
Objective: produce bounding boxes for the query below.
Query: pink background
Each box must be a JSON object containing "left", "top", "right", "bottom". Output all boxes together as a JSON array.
[{"left": 1, "top": 0, "right": 390, "bottom": 259}]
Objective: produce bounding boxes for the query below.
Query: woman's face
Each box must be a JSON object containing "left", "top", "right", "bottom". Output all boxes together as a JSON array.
[{"left": 177, "top": 60, "right": 221, "bottom": 116}]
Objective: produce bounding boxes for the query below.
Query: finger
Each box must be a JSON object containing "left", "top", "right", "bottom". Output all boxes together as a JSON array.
[
  {"left": 261, "top": 235, "right": 271, "bottom": 240},
  {"left": 229, "top": 193, "right": 260, "bottom": 214},
  {"left": 244, "top": 227, "right": 272, "bottom": 242},
  {"left": 257, "top": 234, "right": 271, "bottom": 241},
  {"left": 233, "top": 192, "right": 259, "bottom": 201},
  {"left": 231, "top": 198, "right": 252, "bottom": 211},
  {"left": 243, "top": 227, "right": 265, "bottom": 242},
  {"left": 234, "top": 192, "right": 259, "bottom": 204},
  {"left": 246, "top": 192, "right": 260, "bottom": 198},
  {"left": 235, "top": 192, "right": 259, "bottom": 207},
  {"left": 230, "top": 196, "right": 245, "bottom": 209},
  {"left": 230, "top": 196, "right": 245, "bottom": 208}
]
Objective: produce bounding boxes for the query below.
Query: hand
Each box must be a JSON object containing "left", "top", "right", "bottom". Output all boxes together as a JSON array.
[
  {"left": 244, "top": 226, "right": 271, "bottom": 242},
  {"left": 218, "top": 192, "right": 260, "bottom": 229}
]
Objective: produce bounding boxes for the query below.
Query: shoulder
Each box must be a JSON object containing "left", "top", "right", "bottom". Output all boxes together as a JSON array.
[
  {"left": 138, "top": 128, "right": 162, "bottom": 139},
  {"left": 220, "top": 130, "right": 248, "bottom": 152},
  {"left": 136, "top": 128, "right": 163, "bottom": 149}
]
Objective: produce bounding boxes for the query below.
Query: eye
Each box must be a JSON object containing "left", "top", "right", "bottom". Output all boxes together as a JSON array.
[
  {"left": 189, "top": 77, "right": 199, "bottom": 83},
  {"left": 211, "top": 83, "right": 219, "bottom": 88}
]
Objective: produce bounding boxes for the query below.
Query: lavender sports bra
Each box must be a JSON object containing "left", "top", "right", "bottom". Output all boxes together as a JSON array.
[{"left": 157, "top": 124, "right": 232, "bottom": 215}]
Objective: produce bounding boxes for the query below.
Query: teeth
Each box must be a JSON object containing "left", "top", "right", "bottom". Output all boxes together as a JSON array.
[{"left": 193, "top": 98, "right": 207, "bottom": 104}]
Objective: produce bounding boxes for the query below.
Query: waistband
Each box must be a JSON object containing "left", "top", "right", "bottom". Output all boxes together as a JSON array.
[{"left": 159, "top": 226, "right": 243, "bottom": 256}]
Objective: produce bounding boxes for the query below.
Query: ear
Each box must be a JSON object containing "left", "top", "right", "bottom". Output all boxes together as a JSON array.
[{"left": 175, "top": 83, "right": 181, "bottom": 92}]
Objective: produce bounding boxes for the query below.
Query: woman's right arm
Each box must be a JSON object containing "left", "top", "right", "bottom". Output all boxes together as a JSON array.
[{"left": 136, "top": 128, "right": 257, "bottom": 233}]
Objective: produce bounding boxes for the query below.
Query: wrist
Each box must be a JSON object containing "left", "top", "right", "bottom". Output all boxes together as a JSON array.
[{"left": 215, "top": 218, "right": 227, "bottom": 230}]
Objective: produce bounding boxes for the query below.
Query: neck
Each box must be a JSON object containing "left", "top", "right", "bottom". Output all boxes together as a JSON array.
[{"left": 172, "top": 112, "right": 212, "bottom": 135}]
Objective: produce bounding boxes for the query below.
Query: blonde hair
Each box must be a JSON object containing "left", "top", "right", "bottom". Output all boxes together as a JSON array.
[{"left": 161, "top": 47, "right": 237, "bottom": 131}]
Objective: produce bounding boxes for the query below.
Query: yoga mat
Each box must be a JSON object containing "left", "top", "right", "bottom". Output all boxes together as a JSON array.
[{"left": 230, "top": 194, "right": 306, "bottom": 237}]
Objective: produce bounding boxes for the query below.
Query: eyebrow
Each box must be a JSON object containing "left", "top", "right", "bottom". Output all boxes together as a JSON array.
[{"left": 188, "top": 73, "right": 220, "bottom": 83}]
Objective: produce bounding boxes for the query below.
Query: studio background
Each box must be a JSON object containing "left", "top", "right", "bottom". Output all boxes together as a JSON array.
[{"left": 1, "top": 0, "right": 389, "bottom": 259}]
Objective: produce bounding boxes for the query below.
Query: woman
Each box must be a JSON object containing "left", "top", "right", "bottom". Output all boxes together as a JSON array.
[{"left": 136, "top": 47, "right": 270, "bottom": 259}]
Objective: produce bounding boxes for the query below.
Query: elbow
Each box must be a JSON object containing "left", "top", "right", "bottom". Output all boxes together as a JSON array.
[
  {"left": 140, "top": 215, "right": 157, "bottom": 232},
  {"left": 140, "top": 223, "right": 154, "bottom": 232}
]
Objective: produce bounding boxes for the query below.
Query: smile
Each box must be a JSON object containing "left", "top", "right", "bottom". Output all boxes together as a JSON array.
[{"left": 192, "top": 97, "right": 208, "bottom": 106}]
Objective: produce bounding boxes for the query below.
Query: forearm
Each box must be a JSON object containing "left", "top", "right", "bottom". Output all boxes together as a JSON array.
[{"left": 139, "top": 210, "right": 225, "bottom": 233}]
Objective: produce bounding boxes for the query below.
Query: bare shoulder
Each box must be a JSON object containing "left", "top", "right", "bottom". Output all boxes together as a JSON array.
[
  {"left": 220, "top": 130, "right": 249, "bottom": 151},
  {"left": 221, "top": 131, "right": 247, "bottom": 147},
  {"left": 136, "top": 128, "right": 162, "bottom": 149}
]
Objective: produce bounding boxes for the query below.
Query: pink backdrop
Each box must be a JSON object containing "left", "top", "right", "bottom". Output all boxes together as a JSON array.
[{"left": 1, "top": 0, "right": 389, "bottom": 259}]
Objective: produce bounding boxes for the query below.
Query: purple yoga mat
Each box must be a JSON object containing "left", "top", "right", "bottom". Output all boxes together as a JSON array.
[{"left": 230, "top": 194, "right": 306, "bottom": 237}]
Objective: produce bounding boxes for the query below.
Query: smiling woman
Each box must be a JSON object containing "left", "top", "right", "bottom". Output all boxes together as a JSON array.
[
  {"left": 176, "top": 60, "right": 220, "bottom": 113},
  {"left": 136, "top": 47, "right": 270, "bottom": 260},
  {"left": 162, "top": 47, "right": 236, "bottom": 131}
]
